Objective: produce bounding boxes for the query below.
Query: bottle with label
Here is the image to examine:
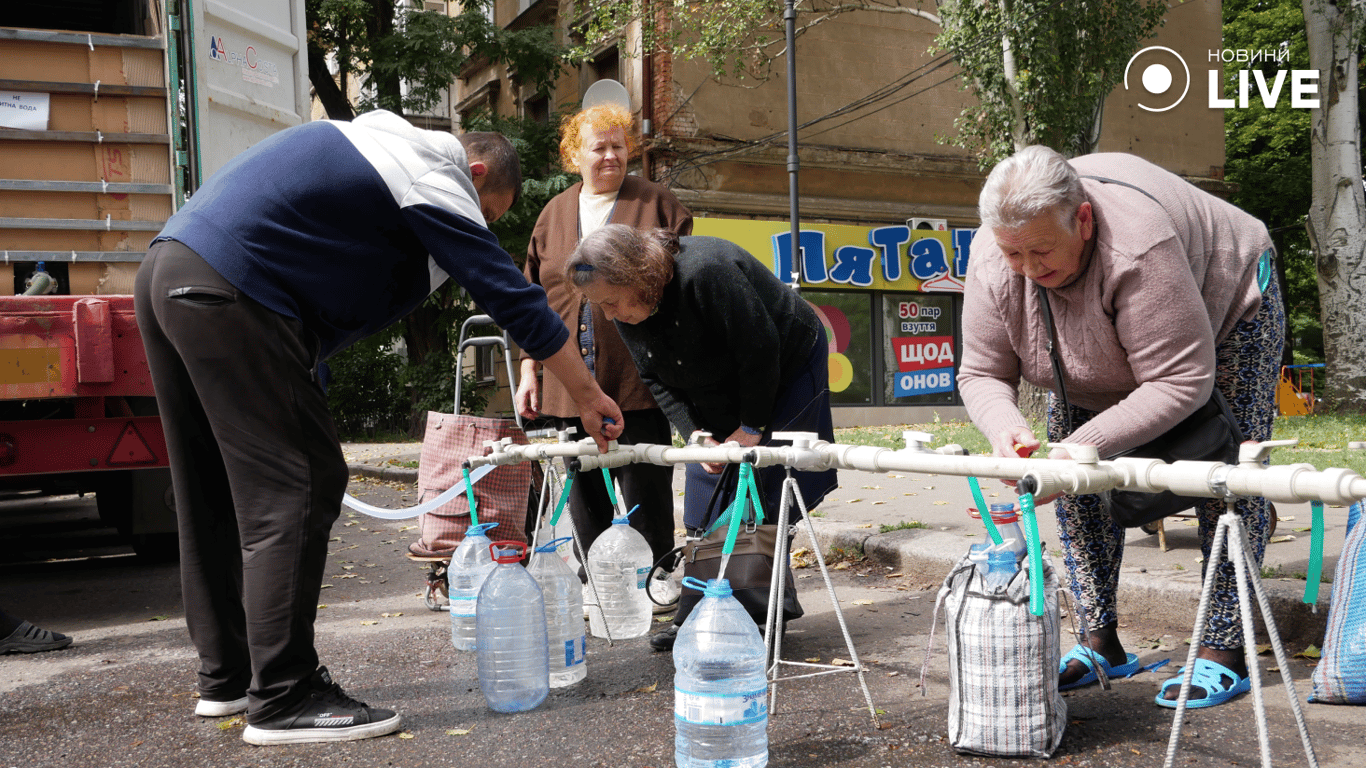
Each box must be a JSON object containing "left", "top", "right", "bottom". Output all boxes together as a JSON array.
[
  {"left": 526, "top": 536, "right": 586, "bottom": 688},
  {"left": 585, "top": 509, "right": 653, "bottom": 639},
  {"left": 475, "top": 540, "right": 549, "bottom": 713},
  {"left": 447, "top": 522, "right": 499, "bottom": 651},
  {"left": 674, "top": 577, "right": 768, "bottom": 768}
]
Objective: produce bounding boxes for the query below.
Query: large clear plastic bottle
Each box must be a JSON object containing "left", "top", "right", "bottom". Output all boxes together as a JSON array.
[
  {"left": 585, "top": 510, "right": 653, "bottom": 639},
  {"left": 983, "top": 549, "right": 1020, "bottom": 591},
  {"left": 526, "top": 536, "right": 586, "bottom": 688},
  {"left": 475, "top": 540, "right": 549, "bottom": 713},
  {"left": 448, "top": 522, "right": 499, "bottom": 651},
  {"left": 673, "top": 577, "right": 768, "bottom": 768}
]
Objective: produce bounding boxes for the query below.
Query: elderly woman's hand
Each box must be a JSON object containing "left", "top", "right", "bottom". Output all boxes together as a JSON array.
[{"left": 993, "top": 426, "right": 1040, "bottom": 460}]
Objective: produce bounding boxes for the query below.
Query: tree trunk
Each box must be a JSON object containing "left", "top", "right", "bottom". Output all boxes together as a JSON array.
[
  {"left": 307, "top": 43, "right": 355, "bottom": 121},
  {"left": 368, "top": 0, "right": 403, "bottom": 113},
  {"left": 1017, "top": 380, "right": 1050, "bottom": 426},
  {"left": 1302, "top": 0, "right": 1366, "bottom": 412},
  {"left": 998, "top": 0, "right": 1029, "bottom": 152}
]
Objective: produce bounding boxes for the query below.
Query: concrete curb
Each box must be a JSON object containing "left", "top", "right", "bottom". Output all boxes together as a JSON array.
[
  {"left": 809, "top": 523, "right": 1330, "bottom": 646},
  {"left": 347, "top": 463, "right": 418, "bottom": 483}
]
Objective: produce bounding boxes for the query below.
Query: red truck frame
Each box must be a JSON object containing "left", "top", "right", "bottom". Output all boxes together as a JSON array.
[{"left": 0, "top": 294, "right": 176, "bottom": 558}]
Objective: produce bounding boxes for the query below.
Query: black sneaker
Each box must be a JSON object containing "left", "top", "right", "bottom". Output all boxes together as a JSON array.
[
  {"left": 649, "top": 624, "right": 678, "bottom": 652},
  {"left": 0, "top": 621, "right": 72, "bottom": 654},
  {"left": 241, "top": 667, "right": 401, "bottom": 745}
]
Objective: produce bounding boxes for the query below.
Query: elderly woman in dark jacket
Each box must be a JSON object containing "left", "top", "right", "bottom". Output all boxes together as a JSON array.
[{"left": 566, "top": 224, "right": 838, "bottom": 650}]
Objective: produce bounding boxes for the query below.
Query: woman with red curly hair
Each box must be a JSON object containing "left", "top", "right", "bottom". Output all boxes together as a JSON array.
[{"left": 517, "top": 101, "right": 693, "bottom": 614}]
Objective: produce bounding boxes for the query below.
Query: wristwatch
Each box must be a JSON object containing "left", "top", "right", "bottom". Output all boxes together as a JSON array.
[{"left": 738, "top": 424, "right": 762, "bottom": 436}]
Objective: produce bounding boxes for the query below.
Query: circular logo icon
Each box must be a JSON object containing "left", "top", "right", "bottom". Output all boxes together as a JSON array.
[{"left": 1124, "top": 46, "right": 1190, "bottom": 113}]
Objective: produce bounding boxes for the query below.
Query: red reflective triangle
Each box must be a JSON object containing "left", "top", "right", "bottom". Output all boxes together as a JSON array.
[{"left": 107, "top": 421, "right": 158, "bottom": 465}]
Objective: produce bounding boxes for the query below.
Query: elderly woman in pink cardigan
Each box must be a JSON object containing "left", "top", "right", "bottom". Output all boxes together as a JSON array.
[{"left": 958, "top": 145, "right": 1283, "bottom": 709}]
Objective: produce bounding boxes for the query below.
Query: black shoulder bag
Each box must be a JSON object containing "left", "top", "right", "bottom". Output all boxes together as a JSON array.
[{"left": 1036, "top": 176, "right": 1243, "bottom": 528}]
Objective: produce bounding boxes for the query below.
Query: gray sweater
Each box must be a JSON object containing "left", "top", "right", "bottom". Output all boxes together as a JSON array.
[{"left": 959, "top": 153, "right": 1271, "bottom": 458}]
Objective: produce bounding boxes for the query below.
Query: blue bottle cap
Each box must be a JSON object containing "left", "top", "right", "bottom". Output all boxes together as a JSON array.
[{"left": 534, "top": 536, "right": 573, "bottom": 553}]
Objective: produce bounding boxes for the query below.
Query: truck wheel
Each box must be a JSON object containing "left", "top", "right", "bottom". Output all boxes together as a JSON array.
[
  {"left": 131, "top": 532, "right": 180, "bottom": 562},
  {"left": 95, "top": 471, "right": 135, "bottom": 532},
  {"left": 95, "top": 469, "right": 180, "bottom": 562}
]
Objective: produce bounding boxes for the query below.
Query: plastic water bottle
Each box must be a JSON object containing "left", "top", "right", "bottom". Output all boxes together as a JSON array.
[
  {"left": 526, "top": 536, "right": 586, "bottom": 688},
  {"left": 988, "top": 503, "right": 1028, "bottom": 560},
  {"left": 476, "top": 540, "right": 549, "bottom": 713},
  {"left": 448, "top": 522, "right": 499, "bottom": 651},
  {"left": 585, "top": 508, "right": 653, "bottom": 639},
  {"left": 673, "top": 577, "right": 768, "bottom": 768},
  {"left": 983, "top": 549, "right": 1020, "bottom": 591}
]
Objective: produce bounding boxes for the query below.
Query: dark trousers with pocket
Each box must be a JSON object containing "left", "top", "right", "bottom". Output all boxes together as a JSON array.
[{"left": 134, "top": 240, "right": 347, "bottom": 722}]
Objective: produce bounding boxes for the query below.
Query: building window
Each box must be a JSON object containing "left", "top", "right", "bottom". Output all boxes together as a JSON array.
[
  {"left": 524, "top": 94, "right": 549, "bottom": 125},
  {"left": 474, "top": 344, "right": 496, "bottom": 384},
  {"left": 590, "top": 47, "right": 620, "bottom": 88}
]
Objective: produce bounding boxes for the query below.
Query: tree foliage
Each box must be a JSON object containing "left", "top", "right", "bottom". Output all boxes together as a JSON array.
[
  {"left": 1222, "top": 0, "right": 1317, "bottom": 366},
  {"left": 574, "top": 0, "right": 944, "bottom": 82},
  {"left": 936, "top": 0, "right": 1167, "bottom": 164},
  {"left": 306, "top": 0, "right": 564, "bottom": 119}
]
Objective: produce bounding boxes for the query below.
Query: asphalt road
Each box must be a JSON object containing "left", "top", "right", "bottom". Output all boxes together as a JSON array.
[{"left": 2, "top": 478, "right": 1364, "bottom": 768}]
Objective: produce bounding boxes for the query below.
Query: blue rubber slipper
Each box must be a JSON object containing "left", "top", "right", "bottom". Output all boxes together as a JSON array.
[
  {"left": 1058, "top": 644, "right": 1142, "bottom": 691},
  {"left": 1155, "top": 657, "right": 1251, "bottom": 709}
]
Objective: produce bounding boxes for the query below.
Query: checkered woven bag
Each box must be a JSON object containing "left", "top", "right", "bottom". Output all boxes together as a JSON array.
[
  {"left": 925, "top": 551, "right": 1066, "bottom": 758},
  {"left": 1310, "top": 500, "right": 1366, "bottom": 704},
  {"left": 408, "top": 411, "right": 538, "bottom": 557}
]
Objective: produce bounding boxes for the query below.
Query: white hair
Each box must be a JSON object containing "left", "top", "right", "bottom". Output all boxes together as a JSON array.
[{"left": 978, "top": 145, "right": 1086, "bottom": 232}]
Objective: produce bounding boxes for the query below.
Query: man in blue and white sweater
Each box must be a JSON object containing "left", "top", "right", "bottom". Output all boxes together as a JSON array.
[{"left": 134, "top": 110, "right": 623, "bottom": 745}]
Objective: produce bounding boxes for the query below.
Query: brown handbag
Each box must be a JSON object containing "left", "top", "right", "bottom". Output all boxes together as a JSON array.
[{"left": 675, "top": 465, "right": 802, "bottom": 626}]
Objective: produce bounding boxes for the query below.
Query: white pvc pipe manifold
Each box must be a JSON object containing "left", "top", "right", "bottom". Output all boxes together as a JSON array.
[{"left": 470, "top": 436, "right": 1366, "bottom": 507}]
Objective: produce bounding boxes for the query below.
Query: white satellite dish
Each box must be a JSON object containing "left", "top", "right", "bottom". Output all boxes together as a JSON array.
[{"left": 582, "top": 79, "right": 631, "bottom": 111}]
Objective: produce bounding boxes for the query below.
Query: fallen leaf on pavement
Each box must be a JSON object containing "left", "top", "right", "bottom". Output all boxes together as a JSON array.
[{"left": 447, "top": 729, "right": 472, "bottom": 736}]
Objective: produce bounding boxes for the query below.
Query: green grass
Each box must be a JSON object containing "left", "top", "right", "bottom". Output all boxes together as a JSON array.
[
  {"left": 1261, "top": 564, "right": 1332, "bottom": 584},
  {"left": 879, "top": 520, "right": 929, "bottom": 533},
  {"left": 835, "top": 414, "right": 1366, "bottom": 476}
]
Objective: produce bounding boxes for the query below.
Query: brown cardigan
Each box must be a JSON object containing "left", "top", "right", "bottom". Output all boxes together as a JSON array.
[{"left": 522, "top": 174, "right": 693, "bottom": 417}]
